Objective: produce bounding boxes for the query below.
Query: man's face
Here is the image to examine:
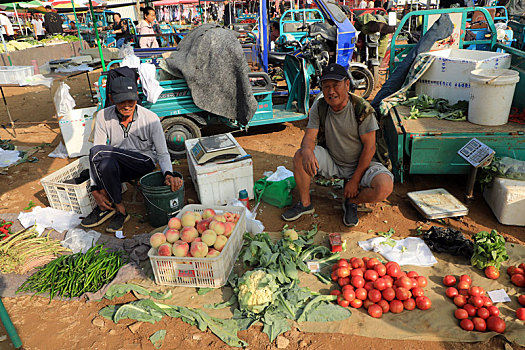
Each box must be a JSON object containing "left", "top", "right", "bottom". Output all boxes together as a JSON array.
[
  {"left": 113, "top": 14, "right": 120, "bottom": 22},
  {"left": 321, "top": 79, "right": 350, "bottom": 108},
  {"left": 115, "top": 99, "right": 137, "bottom": 118}
]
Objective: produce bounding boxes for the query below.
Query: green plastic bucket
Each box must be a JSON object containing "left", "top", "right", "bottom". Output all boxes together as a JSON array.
[{"left": 139, "top": 171, "right": 184, "bottom": 227}]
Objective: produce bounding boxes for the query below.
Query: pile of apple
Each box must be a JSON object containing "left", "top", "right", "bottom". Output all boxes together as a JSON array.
[
  {"left": 149, "top": 209, "right": 240, "bottom": 258},
  {"left": 443, "top": 274, "right": 506, "bottom": 333},
  {"left": 329, "top": 257, "right": 432, "bottom": 318}
]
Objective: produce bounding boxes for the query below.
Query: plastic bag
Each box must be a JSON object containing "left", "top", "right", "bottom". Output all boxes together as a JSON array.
[
  {"left": 254, "top": 167, "right": 296, "bottom": 208},
  {"left": 493, "top": 157, "right": 525, "bottom": 181},
  {"left": 226, "top": 198, "right": 264, "bottom": 234},
  {"left": 62, "top": 228, "right": 101, "bottom": 254},
  {"left": 48, "top": 141, "right": 68, "bottom": 158},
  {"left": 120, "top": 43, "right": 140, "bottom": 68},
  {"left": 53, "top": 82, "right": 76, "bottom": 118},
  {"left": 18, "top": 206, "right": 82, "bottom": 235},
  {"left": 138, "top": 63, "right": 164, "bottom": 104}
]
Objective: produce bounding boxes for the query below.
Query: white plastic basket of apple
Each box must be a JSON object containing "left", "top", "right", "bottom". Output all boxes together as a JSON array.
[{"left": 149, "top": 208, "right": 241, "bottom": 258}]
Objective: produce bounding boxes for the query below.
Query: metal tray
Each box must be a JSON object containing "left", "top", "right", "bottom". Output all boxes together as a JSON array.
[{"left": 407, "top": 188, "right": 468, "bottom": 219}]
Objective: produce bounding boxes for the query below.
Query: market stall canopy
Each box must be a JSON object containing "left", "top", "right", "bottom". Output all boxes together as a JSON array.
[{"left": 0, "top": 1, "right": 45, "bottom": 11}]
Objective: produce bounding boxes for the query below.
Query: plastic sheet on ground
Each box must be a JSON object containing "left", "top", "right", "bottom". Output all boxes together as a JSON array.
[
  {"left": 130, "top": 231, "right": 525, "bottom": 346},
  {"left": 358, "top": 236, "right": 438, "bottom": 266},
  {"left": 0, "top": 148, "right": 21, "bottom": 167},
  {"left": 18, "top": 206, "right": 81, "bottom": 234}
]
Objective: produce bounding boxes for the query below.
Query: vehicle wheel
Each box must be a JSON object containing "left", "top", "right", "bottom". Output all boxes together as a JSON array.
[
  {"left": 161, "top": 116, "right": 201, "bottom": 159},
  {"left": 371, "top": 65, "right": 379, "bottom": 87},
  {"left": 350, "top": 65, "right": 374, "bottom": 100}
]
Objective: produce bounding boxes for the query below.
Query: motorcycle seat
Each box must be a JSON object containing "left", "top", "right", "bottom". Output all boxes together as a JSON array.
[{"left": 268, "top": 51, "right": 288, "bottom": 65}]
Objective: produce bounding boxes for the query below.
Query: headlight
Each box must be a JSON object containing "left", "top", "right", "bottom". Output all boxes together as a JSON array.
[{"left": 369, "top": 33, "right": 380, "bottom": 43}]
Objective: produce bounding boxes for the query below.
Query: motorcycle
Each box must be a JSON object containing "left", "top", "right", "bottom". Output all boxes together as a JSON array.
[
  {"left": 352, "top": 12, "right": 397, "bottom": 84},
  {"left": 260, "top": 0, "right": 376, "bottom": 99}
]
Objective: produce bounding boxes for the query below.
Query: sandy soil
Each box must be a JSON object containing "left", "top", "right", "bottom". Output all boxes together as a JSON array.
[{"left": 0, "top": 71, "right": 524, "bottom": 350}]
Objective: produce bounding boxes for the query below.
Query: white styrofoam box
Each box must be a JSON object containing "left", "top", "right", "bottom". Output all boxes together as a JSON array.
[
  {"left": 483, "top": 177, "right": 525, "bottom": 226},
  {"left": 185, "top": 133, "right": 254, "bottom": 206},
  {"left": 416, "top": 49, "right": 511, "bottom": 104},
  {"left": 59, "top": 107, "right": 97, "bottom": 158},
  {"left": 0, "top": 66, "right": 34, "bottom": 85}
]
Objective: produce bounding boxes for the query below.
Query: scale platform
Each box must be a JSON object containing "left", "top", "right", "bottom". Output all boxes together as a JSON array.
[
  {"left": 407, "top": 188, "right": 469, "bottom": 220},
  {"left": 190, "top": 133, "right": 242, "bottom": 165}
]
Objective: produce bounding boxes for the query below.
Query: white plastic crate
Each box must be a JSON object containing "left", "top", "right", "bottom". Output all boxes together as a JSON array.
[
  {"left": 483, "top": 177, "right": 525, "bottom": 226},
  {"left": 40, "top": 157, "right": 96, "bottom": 215},
  {"left": 148, "top": 204, "right": 246, "bottom": 287},
  {"left": 185, "top": 134, "right": 254, "bottom": 206},
  {"left": 416, "top": 49, "right": 511, "bottom": 104},
  {"left": 0, "top": 66, "right": 34, "bottom": 85}
]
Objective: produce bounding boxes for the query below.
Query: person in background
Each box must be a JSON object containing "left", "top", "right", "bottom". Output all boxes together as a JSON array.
[
  {"left": 82, "top": 76, "right": 182, "bottom": 233},
  {"left": 270, "top": 20, "right": 280, "bottom": 42},
  {"left": 44, "top": 5, "right": 63, "bottom": 35},
  {"left": 31, "top": 13, "right": 45, "bottom": 40},
  {"left": 109, "top": 13, "right": 131, "bottom": 48},
  {"left": 223, "top": 0, "right": 235, "bottom": 27},
  {"left": 69, "top": 21, "right": 76, "bottom": 30},
  {"left": 138, "top": 7, "right": 159, "bottom": 48},
  {"left": 0, "top": 13, "right": 14, "bottom": 41},
  {"left": 359, "top": 0, "right": 369, "bottom": 8},
  {"left": 374, "top": 0, "right": 382, "bottom": 7},
  {"left": 368, "top": 0, "right": 376, "bottom": 7}
]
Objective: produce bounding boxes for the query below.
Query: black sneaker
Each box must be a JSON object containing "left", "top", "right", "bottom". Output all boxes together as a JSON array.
[
  {"left": 81, "top": 207, "right": 116, "bottom": 228},
  {"left": 281, "top": 201, "right": 315, "bottom": 221},
  {"left": 342, "top": 200, "right": 359, "bottom": 227},
  {"left": 106, "top": 211, "right": 130, "bottom": 232}
]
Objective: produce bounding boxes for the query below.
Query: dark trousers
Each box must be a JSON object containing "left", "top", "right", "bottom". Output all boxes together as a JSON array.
[{"left": 89, "top": 145, "right": 155, "bottom": 204}]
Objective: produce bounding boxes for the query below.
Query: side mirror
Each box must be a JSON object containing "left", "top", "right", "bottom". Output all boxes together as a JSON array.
[{"left": 388, "top": 12, "right": 397, "bottom": 27}]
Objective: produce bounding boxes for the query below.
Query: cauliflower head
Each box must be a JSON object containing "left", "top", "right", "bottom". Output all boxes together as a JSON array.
[{"left": 237, "top": 269, "right": 278, "bottom": 314}]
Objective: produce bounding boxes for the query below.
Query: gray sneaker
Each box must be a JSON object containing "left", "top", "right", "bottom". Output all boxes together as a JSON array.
[
  {"left": 342, "top": 199, "right": 359, "bottom": 227},
  {"left": 282, "top": 201, "right": 315, "bottom": 221}
]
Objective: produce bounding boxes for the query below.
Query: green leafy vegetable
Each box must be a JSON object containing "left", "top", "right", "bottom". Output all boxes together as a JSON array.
[
  {"left": 23, "top": 200, "right": 35, "bottom": 211},
  {"left": 471, "top": 230, "right": 509, "bottom": 270},
  {"left": 149, "top": 330, "right": 166, "bottom": 349},
  {"left": 197, "top": 287, "right": 214, "bottom": 295}
]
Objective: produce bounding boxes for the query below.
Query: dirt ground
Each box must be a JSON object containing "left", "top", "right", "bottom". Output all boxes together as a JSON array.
[{"left": 0, "top": 71, "right": 524, "bottom": 350}]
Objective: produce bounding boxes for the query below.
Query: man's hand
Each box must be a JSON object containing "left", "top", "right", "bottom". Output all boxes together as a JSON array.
[
  {"left": 344, "top": 178, "right": 360, "bottom": 199},
  {"left": 301, "top": 149, "right": 319, "bottom": 177},
  {"left": 165, "top": 175, "right": 183, "bottom": 192},
  {"left": 92, "top": 189, "right": 113, "bottom": 211}
]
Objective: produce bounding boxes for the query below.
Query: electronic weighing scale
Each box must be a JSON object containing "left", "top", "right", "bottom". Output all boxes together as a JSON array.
[{"left": 190, "top": 134, "right": 242, "bottom": 165}]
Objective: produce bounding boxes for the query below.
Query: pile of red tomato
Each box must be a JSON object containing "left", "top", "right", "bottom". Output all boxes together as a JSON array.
[
  {"left": 329, "top": 257, "right": 432, "bottom": 318},
  {"left": 507, "top": 263, "right": 525, "bottom": 288},
  {"left": 443, "top": 274, "right": 506, "bottom": 333},
  {"left": 508, "top": 263, "right": 525, "bottom": 321}
]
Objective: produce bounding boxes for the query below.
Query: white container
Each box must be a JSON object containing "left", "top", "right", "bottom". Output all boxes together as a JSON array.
[
  {"left": 416, "top": 49, "right": 511, "bottom": 104},
  {"left": 148, "top": 204, "right": 246, "bottom": 287},
  {"left": 468, "top": 69, "right": 520, "bottom": 126},
  {"left": 0, "top": 66, "right": 34, "bottom": 84},
  {"left": 59, "top": 107, "right": 97, "bottom": 157},
  {"left": 40, "top": 157, "right": 96, "bottom": 215},
  {"left": 483, "top": 177, "right": 525, "bottom": 226},
  {"left": 185, "top": 134, "right": 254, "bottom": 206}
]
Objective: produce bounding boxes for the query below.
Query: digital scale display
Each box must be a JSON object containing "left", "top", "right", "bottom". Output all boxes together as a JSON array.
[
  {"left": 190, "top": 134, "right": 242, "bottom": 165},
  {"left": 457, "top": 138, "right": 495, "bottom": 168}
]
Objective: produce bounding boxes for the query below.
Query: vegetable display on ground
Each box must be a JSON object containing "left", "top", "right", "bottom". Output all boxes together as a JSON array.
[
  {"left": 17, "top": 244, "right": 127, "bottom": 300},
  {"left": 442, "top": 273, "right": 506, "bottom": 333},
  {"left": 328, "top": 257, "right": 432, "bottom": 317},
  {"left": 0, "top": 225, "right": 70, "bottom": 274},
  {"left": 471, "top": 230, "right": 509, "bottom": 270}
]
